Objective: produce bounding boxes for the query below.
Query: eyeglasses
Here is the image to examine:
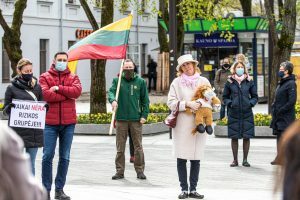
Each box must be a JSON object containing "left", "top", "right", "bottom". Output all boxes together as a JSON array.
[{"left": 57, "top": 59, "right": 67, "bottom": 62}]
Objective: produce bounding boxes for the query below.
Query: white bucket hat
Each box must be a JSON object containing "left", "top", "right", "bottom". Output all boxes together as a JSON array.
[{"left": 176, "top": 54, "right": 199, "bottom": 71}]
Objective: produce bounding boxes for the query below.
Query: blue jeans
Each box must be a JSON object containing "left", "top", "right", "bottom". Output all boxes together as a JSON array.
[
  {"left": 42, "top": 124, "right": 75, "bottom": 191},
  {"left": 177, "top": 158, "right": 200, "bottom": 192},
  {"left": 25, "top": 147, "right": 38, "bottom": 175}
]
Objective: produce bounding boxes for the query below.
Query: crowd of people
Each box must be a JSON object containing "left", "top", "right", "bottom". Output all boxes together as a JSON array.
[{"left": 1, "top": 52, "right": 299, "bottom": 200}]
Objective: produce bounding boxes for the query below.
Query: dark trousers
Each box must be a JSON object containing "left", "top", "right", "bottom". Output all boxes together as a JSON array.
[
  {"left": 220, "top": 103, "right": 226, "bottom": 119},
  {"left": 177, "top": 158, "right": 200, "bottom": 192},
  {"left": 148, "top": 74, "right": 156, "bottom": 92},
  {"left": 128, "top": 129, "right": 134, "bottom": 157}
]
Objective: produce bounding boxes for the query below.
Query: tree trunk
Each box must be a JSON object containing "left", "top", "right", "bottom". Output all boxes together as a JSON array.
[
  {"left": 90, "top": 59, "right": 107, "bottom": 113},
  {"left": 80, "top": 0, "right": 114, "bottom": 114},
  {"left": 278, "top": 0, "right": 284, "bottom": 21},
  {"left": 0, "top": 0, "right": 27, "bottom": 77},
  {"left": 265, "top": 0, "right": 297, "bottom": 106},
  {"left": 239, "top": 0, "right": 252, "bottom": 16},
  {"left": 158, "top": 0, "right": 169, "bottom": 53},
  {"left": 3, "top": 31, "right": 22, "bottom": 77}
]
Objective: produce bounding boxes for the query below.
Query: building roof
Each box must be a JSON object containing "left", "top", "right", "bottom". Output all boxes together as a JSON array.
[{"left": 158, "top": 16, "right": 282, "bottom": 33}]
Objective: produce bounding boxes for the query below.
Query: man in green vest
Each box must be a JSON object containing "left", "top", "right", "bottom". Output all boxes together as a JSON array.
[{"left": 108, "top": 59, "right": 149, "bottom": 180}]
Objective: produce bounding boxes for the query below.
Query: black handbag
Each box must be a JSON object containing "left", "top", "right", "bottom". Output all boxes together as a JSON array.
[{"left": 164, "top": 101, "right": 180, "bottom": 128}]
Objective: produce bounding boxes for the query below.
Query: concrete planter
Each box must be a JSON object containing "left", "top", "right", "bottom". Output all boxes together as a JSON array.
[
  {"left": 0, "top": 111, "right": 8, "bottom": 120},
  {"left": 75, "top": 122, "right": 169, "bottom": 135},
  {"left": 214, "top": 125, "right": 274, "bottom": 138}
]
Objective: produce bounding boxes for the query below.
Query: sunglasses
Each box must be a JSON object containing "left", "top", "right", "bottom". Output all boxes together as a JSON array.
[{"left": 57, "top": 59, "right": 67, "bottom": 62}]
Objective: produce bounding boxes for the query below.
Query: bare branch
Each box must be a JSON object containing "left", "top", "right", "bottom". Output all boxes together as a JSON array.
[
  {"left": 79, "top": 0, "right": 99, "bottom": 30},
  {"left": 0, "top": 9, "right": 11, "bottom": 33}
]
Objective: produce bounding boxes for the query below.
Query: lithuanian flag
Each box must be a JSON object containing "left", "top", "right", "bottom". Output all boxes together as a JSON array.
[{"left": 68, "top": 14, "right": 133, "bottom": 62}]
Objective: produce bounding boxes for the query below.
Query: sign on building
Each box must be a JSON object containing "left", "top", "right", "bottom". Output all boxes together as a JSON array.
[{"left": 194, "top": 33, "right": 239, "bottom": 47}]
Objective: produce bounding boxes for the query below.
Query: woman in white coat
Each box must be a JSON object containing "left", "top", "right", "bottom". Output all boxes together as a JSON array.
[{"left": 167, "top": 54, "right": 210, "bottom": 199}]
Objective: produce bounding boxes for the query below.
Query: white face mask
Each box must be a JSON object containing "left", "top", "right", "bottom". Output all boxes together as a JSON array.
[{"left": 203, "top": 90, "right": 216, "bottom": 100}]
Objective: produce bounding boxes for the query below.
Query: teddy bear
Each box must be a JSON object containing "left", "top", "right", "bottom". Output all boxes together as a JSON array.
[{"left": 186, "top": 85, "right": 221, "bottom": 135}]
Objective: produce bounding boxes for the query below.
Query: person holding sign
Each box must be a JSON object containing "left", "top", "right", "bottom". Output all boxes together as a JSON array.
[
  {"left": 39, "top": 52, "right": 82, "bottom": 200},
  {"left": 108, "top": 59, "right": 149, "bottom": 180},
  {"left": 3, "top": 58, "right": 44, "bottom": 176}
]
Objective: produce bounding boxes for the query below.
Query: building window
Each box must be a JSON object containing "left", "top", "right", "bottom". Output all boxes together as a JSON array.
[
  {"left": 2, "top": 43, "right": 10, "bottom": 83},
  {"left": 140, "top": 44, "right": 147, "bottom": 75},
  {"left": 68, "top": 0, "right": 76, "bottom": 3},
  {"left": 127, "top": 44, "right": 140, "bottom": 69},
  {"left": 40, "top": 39, "right": 49, "bottom": 74},
  {"left": 141, "top": 0, "right": 146, "bottom": 13},
  {"left": 68, "top": 40, "right": 76, "bottom": 49}
]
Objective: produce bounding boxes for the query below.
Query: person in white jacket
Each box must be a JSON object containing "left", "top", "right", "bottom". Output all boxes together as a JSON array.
[
  {"left": 167, "top": 54, "right": 211, "bottom": 199},
  {"left": 0, "top": 123, "right": 47, "bottom": 200}
]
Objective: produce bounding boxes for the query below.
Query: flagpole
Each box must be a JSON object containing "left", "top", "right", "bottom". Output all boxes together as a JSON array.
[
  {"left": 109, "top": 59, "right": 125, "bottom": 135},
  {"left": 109, "top": 12, "right": 132, "bottom": 135}
]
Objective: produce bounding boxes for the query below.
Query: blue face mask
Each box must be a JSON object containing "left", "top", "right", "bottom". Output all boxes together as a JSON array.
[
  {"left": 278, "top": 71, "right": 285, "bottom": 78},
  {"left": 55, "top": 62, "right": 67, "bottom": 71},
  {"left": 236, "top": 68, "right": 244, "bottom": 77}
]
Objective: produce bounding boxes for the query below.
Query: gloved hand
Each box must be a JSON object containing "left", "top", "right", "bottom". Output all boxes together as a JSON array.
[
  {"left": 9, "top": 103, "right": 16, "bottom": 108},
  {"left": 44, "top": 104, "right": 49, "bottom": 112},
  {"left": 186, "top": 101, "right": 201, "bottom": 111}
]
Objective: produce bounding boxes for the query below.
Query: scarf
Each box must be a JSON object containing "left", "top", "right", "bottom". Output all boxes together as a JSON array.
[
  {"left": 180, "top": 73, "right": 200, "bottom": 89},
  {"left": 232, "top": 74, "right": 246, "bottom": 85}
]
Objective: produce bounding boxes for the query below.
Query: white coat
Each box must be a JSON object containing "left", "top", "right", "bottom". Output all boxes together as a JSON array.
[{"left": 167, "top": 76, "right": 211, "bottom": 160}]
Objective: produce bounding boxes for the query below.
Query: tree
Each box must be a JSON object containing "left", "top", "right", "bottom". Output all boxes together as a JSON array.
[
  {"left": 79, "top": 0, "right": 114, "bottom": 114},
  {"left": 158, "top": 0, "right": 169, "bottom": 53},
  {"left": 0, "top": 0, "right": 27, "bottom": 77},
  {"left": 265, "top": 0, "right": 297, "bottom": 105},
  {"left": 239, "top": 0, "right": 252, "bottom": 16}
]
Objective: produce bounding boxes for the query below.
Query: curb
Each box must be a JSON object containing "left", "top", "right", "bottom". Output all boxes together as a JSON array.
[
  {"left": 214, "top": 125, "right": 275, "bottom": 138},
  {"left": 74, "top": 122, "right": 169, "bottom": 136}
]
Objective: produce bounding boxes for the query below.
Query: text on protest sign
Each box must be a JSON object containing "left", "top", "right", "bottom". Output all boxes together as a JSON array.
[{"left": 9, "top": 99, "right": 46, "bottom": 129}]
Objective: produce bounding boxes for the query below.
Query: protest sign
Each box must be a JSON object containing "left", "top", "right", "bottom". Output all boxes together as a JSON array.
[{"left": 9, "top": 99, "right": 46, "bottom": 129}]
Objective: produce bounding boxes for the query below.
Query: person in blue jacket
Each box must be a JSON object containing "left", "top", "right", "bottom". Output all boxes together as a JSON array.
[{"left": 223, "top": 60, "right": 258, "bottom": 167}]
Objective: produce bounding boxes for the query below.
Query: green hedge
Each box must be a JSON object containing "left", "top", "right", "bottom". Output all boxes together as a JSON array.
[{"left": 77, "top": 113, "right": 168, "bottom": 124}]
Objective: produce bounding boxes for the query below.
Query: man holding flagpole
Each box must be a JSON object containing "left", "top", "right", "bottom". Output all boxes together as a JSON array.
[{"left": 108, "top": 59, "right": 149, "bottom": 180}]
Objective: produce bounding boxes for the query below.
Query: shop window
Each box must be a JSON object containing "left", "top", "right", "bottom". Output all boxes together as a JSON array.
[
  {"left": 40, "top": 39, "right": 49, "bottom": 74},
  {"left": 68, "top": 40, "right": 76, "bottom": 49}
]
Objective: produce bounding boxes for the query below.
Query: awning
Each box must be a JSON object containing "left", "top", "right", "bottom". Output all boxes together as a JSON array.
[{"left": 158, "top": 17, "right": 282, "bottom": 33}]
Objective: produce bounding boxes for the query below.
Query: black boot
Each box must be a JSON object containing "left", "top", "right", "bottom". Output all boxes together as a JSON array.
[
  {"left": 196, "top": 124, "right": 205, "bottom": 133},
  {"left": 205, "top": 125, "right": 213, "bottom": 135},
  {"left": 55, "top": 190, "right": 70, "bottom": 200}
]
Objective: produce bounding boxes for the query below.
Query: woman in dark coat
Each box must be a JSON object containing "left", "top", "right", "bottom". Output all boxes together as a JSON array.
[
  {"left": 3, "top": 58, "right": 44, "bottom": 175},
  {"left": 223, "top": 61, "right": 258, "bottom": 167},
  {"left": 270, "top": 61, "right": 297, "bottom": 165}
]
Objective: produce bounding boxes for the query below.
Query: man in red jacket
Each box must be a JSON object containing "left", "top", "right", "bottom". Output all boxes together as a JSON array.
[{"left": 39, "top": 52, "right": 82, "bottom": 200}]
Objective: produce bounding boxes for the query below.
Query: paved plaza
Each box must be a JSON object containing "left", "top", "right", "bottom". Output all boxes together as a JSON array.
[{"left": 26, "top": 132, "right": 280, "bottom": 200}]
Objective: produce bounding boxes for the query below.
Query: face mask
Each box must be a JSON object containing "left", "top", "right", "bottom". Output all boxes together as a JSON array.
[
  {"left": 236, "top": 68, "right": 244, "bottom": 77},
  {"left": 278, "top": 71, "right": 285, "bottom": 78},
  {"left": 55, "top": 62, "right": 67, "bottom": 71},
  {"left": 223, "top": 64, "right": 230, "bottom": 69},
  {"left": 203, "top": 90, "right": 216, "bottom": 100},
  {"left": 22, "top": 73, "right": 33, "bottom": 82},
  {"left": 123, "top": 69, "right": 134, "bottom": 80}
]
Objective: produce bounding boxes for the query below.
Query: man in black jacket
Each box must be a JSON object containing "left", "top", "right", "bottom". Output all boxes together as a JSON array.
[
  {"left": 270, "top": 61, "right": 297, "bottom": 165},
  {"left": 147, "top": 58, "right": 157, "bottom": 93}
]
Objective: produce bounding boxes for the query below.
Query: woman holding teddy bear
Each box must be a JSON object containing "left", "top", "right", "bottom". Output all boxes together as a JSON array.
[
  {"left": 222, "top": 59, "right": 258, "bottom": 168},
  {"left": 167, "top": 54, "right": 211, "bottom": 199}
]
